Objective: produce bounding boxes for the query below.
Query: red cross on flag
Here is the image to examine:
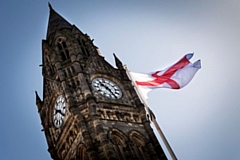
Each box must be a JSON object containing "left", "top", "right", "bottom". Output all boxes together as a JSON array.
[{"left": 130, "top": 53, "right": 201, "bottom": 99}]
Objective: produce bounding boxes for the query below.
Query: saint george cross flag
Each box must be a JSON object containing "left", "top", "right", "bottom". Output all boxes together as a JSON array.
[{"left": 130, "top": 53, "right": 201, "bottom": 99}]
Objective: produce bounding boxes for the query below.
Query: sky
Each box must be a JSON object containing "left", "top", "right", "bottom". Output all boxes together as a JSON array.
[{"left": 0, "top": 0, "right": 240, "bottom": 160}]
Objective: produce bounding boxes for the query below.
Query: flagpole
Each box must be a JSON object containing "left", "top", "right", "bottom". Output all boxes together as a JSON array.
[{"left": 124, "top": 65, "right": 178, "bottom": 160}]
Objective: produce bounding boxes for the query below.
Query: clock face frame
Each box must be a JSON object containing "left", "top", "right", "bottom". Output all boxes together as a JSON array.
[
  {"left": 53, "top": 95, "right": 66, "bottom": 128},
  {"left": 92, "top": 78, "right": 122, "bottom": 99}
]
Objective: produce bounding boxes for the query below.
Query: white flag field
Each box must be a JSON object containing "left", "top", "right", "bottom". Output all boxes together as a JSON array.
[{"left": 130, "top": 53, "right": 201, "bottom": 99}]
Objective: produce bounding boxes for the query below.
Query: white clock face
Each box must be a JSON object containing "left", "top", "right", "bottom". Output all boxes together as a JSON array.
[
  {"left": 92, "top": 78, "right": 122, "bottom": 99},
  {"left": 53, "top": 95, "right": 66, "bottom": 128}
]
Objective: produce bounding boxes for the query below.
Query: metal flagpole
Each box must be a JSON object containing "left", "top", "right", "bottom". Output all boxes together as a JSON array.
[{"left": 124, "top": 65, "right": 177, "bottom": 160}]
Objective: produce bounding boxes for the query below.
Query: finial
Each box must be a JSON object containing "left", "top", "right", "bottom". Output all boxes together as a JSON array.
[
  {"left": 48, "top": 2, "right": 53, "bottom": 10},
  {"left": 35, "top": 91, "right": 43, "bottom": 111},
  {"left": 35, "top": 91, "right": 42, "bottom": 103},
  {"left": 113, "top": 53, "right": 123, "bottom": 69}
]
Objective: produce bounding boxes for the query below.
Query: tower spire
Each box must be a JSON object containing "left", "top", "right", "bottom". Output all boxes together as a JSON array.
[
  {"left": 48, "top": 2, "right": 53, "bottom": 10},
  {"left": 46, "top": 3, "right": 72, "bottom": 39}
]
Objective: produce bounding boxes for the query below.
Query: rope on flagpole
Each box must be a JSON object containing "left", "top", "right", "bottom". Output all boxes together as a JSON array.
[{"left": 124, "top": 65, "right": 178, "bottom": 160}]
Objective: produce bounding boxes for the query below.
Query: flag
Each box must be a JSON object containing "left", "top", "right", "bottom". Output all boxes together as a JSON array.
[{"left": 130, "top": 53, "right": 201, "bottom": 98}]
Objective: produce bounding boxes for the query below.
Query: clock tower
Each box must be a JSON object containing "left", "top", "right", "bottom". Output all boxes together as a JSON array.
[{"left": 36, "top": 4, "right": 167, "bottom": 160}]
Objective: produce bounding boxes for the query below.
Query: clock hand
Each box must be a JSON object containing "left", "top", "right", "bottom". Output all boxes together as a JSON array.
[
  {"left": 99, "top": 83, "right": 107, "bottom": 91},
  {"left": 60, "top": 111, "right": 65, "bottom": 116},
  {"left": 99, "top": 82, "right": 110, "bottom": 91},
  {"left": 104, "top": 85, "right": 118, "bottom": 99},
  {"left": 55, "top": 109, "right": 61, "bottom": 114},
  {"left": 98, "top": 81, "right": 119, "bottom": 99},
  {"left": 55, "top": 109, "right": 65, "bottom": 116}
]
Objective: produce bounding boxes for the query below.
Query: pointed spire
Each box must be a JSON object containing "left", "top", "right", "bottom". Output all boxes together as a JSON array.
[
  {"left": 113, "top": 53, "right": 123, "bottom": 69},
  {"left": 48, "top": 2, "right": 53, "bottom": 10},
  {"left": 46, "top": 4, "right": 72, "bottom": 39}
]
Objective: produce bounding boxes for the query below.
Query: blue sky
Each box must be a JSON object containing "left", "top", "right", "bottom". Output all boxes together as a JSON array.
[{"left": 0, "top": 1, "right": 240, "bottom": 160}]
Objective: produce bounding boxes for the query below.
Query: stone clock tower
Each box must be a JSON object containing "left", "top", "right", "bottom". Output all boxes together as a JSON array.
[{"left": 35, "top": 4, "right": 167, "bottom": 160}]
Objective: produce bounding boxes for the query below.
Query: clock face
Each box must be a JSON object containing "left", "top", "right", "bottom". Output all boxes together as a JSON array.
[
  {"left": 53, "top": 95, "right": 66, "bottom": 128},
  {"left": 92, "top": 78, "right": 122, "bottom": 99}
]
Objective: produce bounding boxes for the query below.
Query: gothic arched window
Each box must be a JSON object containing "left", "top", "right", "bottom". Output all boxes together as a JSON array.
[
  {"left": 71, "top": 66, "right": 76, "bottom": 74},
  {"left": 130, "top": 131, "right": 150, "bottom": 160},
  {"left": 77, "top": 37, "right": 89, "bottom": 58},
  {"left": 109, "top": 129, "right": 127, "bottom": 160},
  {"left": 44, "top": 50, "right": 55, "bottom": 76},
  {"left": 76, "top": 144, "right": 89, "bottom": 160},
  {"left": 57, "top": 38, "right": 70, "bottom": 61}
]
